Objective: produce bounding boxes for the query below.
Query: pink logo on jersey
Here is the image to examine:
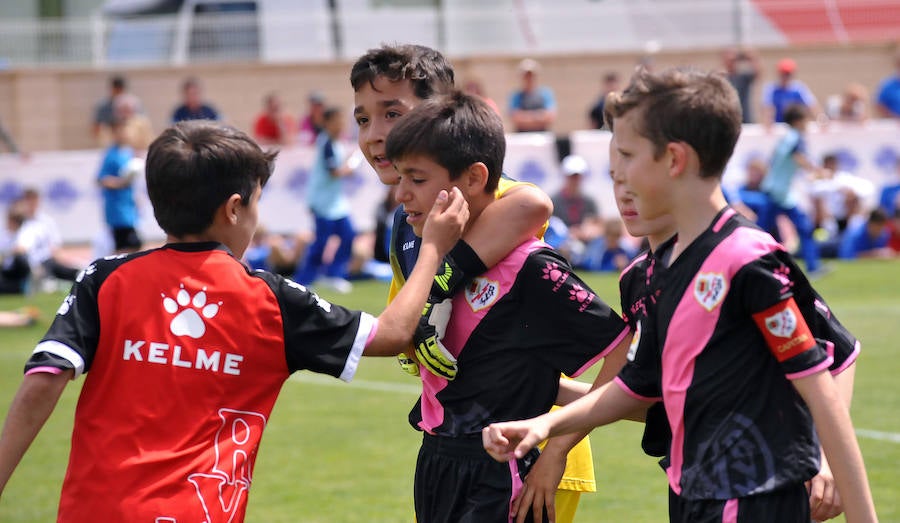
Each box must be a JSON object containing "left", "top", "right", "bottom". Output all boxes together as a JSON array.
[
  {"left": 772, "top": 266, "right": 794, "bottom": 295},
  {"left": 162, "top": 284, "right": 221, "bottom": 339},
  {"left": 693, "top": 272, "right": 728, "bottom": 311},
  {"left": 765, "top": 307, "right": 798, "bottom": 338},
  {"left": 542, "top": 262, "right": 569, "bottom": 292},
  {"left": 568, "top": 283, "right": 595, "bottom": 312}
]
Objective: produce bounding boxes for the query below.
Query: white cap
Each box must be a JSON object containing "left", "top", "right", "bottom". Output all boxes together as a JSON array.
[{"left": 561, "top": 155, "right": 588, "bottom": 176}]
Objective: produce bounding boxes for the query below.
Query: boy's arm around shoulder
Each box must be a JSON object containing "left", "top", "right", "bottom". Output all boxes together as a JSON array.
[
  {"left": 0, "top": 370, "right": 72, "bottom": 498},
  {"left": 463, "top": 182, "right": 551, "bottom": 268},
  {"left": 791, "top": 371, "right": 878, "bottom": 522},
  {"left": 364, "top": 189, "right": 468, "bottom": 356}
]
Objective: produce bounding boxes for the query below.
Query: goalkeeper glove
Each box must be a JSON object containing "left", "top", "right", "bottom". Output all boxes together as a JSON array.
[
  {"left": 413, "top": 298, "right": 456, "bottom": 379},
  {"left": 396, "top": 352, "right": 420, "bottom": 377}
]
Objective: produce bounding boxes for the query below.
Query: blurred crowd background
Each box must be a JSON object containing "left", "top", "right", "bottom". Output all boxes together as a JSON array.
[{"left": 0, "top": 0, "right": 899, "bottom": 295}]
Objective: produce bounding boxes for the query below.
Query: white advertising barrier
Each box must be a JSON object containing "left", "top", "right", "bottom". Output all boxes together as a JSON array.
[
  {"left": 0, "top": 144, "right": 390, "bottom": 246},
  {"left": 571, "top": 121, "right": 900, "bottom": 217},
  {"left": 1, "top": 122, "right": 897, "bottom": 245}
]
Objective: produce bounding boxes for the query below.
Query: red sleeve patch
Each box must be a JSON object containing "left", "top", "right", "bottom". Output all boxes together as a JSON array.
[{"left": 752, "top": 298, "right": 816, "bottom": 362}]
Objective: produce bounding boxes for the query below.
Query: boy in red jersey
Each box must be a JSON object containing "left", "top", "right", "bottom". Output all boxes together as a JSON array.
[{"left": 0, "top": 120, "right": 466, "bottom": 522}]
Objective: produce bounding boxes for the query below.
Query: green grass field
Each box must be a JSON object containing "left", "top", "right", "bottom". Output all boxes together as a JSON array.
[{"left": 0, "top": 260, "right": 897, "bottom": 522}]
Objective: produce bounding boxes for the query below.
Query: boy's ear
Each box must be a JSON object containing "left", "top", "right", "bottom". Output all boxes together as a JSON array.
[
  {"left": 667, "top": 142, "right": 691, "bottom": 179},
  {"left": 221, "top": 193, "right": 244, "bottom": 225},
  {"left": 461, "top": 162, "right": 489, "bottom": 194}
]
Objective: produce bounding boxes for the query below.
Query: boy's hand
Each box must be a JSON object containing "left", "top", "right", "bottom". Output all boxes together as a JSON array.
[
  {"left": 482, "top": 419, "right": 549, "bottom": 462},
  {"left": 421, "top": 188, "right": 468, "bottom": 259},
  {"left": 413, "top": 299, "right": 456, "bottom": 379}
]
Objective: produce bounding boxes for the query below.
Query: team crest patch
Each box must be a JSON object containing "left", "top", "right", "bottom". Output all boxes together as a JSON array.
[
  {"left": 693, "top": 272, "right": 728, "bottom": 311},
  {"left": 764, "top": 307, "right": 797, "bottom": 338},
  {"left": 465, "top": 277, "right": 499, "bottom": 312}
]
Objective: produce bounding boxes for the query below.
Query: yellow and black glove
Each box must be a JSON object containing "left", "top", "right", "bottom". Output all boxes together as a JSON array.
[
  {"left": 413, "top": 299, "right": 456, "bottom": 379},
  {"left": 398, "top": 240, "right": 487, "bottom": 379}
]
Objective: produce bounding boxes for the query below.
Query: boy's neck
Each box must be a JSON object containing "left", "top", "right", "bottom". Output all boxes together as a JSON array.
[
  {"left": 461, "top": 192, "right": 493, "bottom": 237},
  {"left": 668, "top": 178, "right": 728, "bottom": 261}
]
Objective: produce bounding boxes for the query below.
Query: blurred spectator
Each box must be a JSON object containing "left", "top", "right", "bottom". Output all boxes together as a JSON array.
[
  {"left": 723, "top": 47, "right": 761, "bottom": 124},
  {"left": 463, "top": 77, "right": 500, "bottom": 115},
  {"left": 875, "top": 47, "right": 900, "bottom": 119},
  {"left": 16, "top": 188, "right": 81, "bottom": 287},
  {"left": 826, "top": 83, "right": 869, "bottom": 123},
  {"left": 583, "top": 218, "right": 635, "bottom": 272},
  {"left": 809, "top": 153, "right": 875, "bottom": 243},
  {"left": 551, "top": 154, "right": 602, "bottom": 265},
  {"left": 508, "top": 58, "right": 556, "bottom": 132},
  {"left": 759, "top": 104, "right": 824, "bottom": 274},
  {"left": 93, "top": 75, "right": 140, "bottom": 143},
  {"left": 97, "top": 118, "right": 141, "bottom": 254},
  {"left": 294, "top": 106, "right": 358, "bottom": 293},
  {"left": 298, "top": 91, "right": 327, "bottom": 146},
  {"left": 115, "top": 93, "right": 155, "bottom": 152},
  {"left": 244, "top": 225, "right": 309, "bottom": 277},
  {"left": 887, "top": 209, "right": 900, "bottom": 253},
  {"left": 761, "top": 58, "right": 822, "bottom": 126},
  {"left": 253, "top": 92, "right": 295, "bottom": 146},
  {"left": 171, "top": 77, "right": 220, "bottom": 123},
  {"left": 736, "top": 157, "right": 770, "bottom": 221},
  {"left": 587, "top": 72, "right": 621, "bottom": 129},
  {"left": 0, "top": 202, "right": 33, "bottom": 294},
  {"left": 879, "top": 160, "right": 900, "bottom": 216},
  {"left": 838, "top": 208, "right": 892, "bottom": 259}
]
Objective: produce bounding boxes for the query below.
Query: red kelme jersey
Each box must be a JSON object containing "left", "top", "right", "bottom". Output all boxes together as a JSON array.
[{"left": 26, "top": 242, "right": 374, "bottom": 522}]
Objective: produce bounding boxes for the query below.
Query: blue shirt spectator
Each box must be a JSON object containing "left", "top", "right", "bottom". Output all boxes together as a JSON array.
[
  {"left": 171, "top": 77, "right": 220, "bottom": 123},
  {"left": 838, "top": 209, "right": 890, "bottom": 259},
  {"left": 508, "top": 58, "right": 556, "bottom": 132},
  {"left": 761, "top": 58, "right": 819, "bottom": 125},
  {"left": 876, "top": 50, "right": 900, "bottom": 118}
]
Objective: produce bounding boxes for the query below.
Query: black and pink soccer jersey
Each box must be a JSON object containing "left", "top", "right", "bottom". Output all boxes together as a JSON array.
[
  {"left": 410, "top": 239, "right": 629, "bottom": 437},
  {"left": 619, "top": 250, "right": 670, "bottom": 459},
  {"left": 616, "top": 208, "right": 836, "bottom": 501},
  {"left": 25, "top": 242, "right": 374, "bottom": 523},
  {"left": 617, "top": 233, "right": 859, "bottom": 463}
]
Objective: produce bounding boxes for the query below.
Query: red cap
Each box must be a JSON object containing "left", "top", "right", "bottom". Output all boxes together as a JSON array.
[{"left": 777, "top": 58, "right": 796, "bottom": 74}]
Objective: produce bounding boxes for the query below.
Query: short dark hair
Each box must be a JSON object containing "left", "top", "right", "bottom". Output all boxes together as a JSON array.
[
  {"left": 323, "top": 106, "right": 343, "bottom": 122},
  {"left": 111, "top": 75, "right": 126, "bottom": 90},
  {"left": 783, "top": 103, "right": 809, "bottom": 126},
  {"left": 350, "top": 44, "right": 455, "bottom": 100},
  {"left": 385, "top": 90, "right": 504, "bottom": 193},
  {"left": 146, "top": 121, "right": 276, "bottom": 237},
  {"left": 605, "top": 67, "right": 742, "bottom": 179}
]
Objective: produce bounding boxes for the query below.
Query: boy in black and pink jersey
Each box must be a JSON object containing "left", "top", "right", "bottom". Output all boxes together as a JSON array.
[
  {"left": 385, "top": 89, "right": 631, "bottom": 523},
  {"left": 606, "top": 107, "right": 860, "bottom": 521},
  {"left": 0, "top": 121, "right": 467, "bottom": 522},
  {"left": 484, "top": 68, "right": 877, "bottom": 523}
]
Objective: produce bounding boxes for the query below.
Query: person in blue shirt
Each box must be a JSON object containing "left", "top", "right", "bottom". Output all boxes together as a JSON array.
[
  {"left": 838, "top": 208, "right": 892, "bottom": 259},
  {"left": 97, "top": 118, "right": 141, "bottom": 253},
  {"left": 294, "top": 106, "right": 357, "bottom": 293},
  {"left": 171, "top": 77, "right": 220, "bottom": 123},
  {"left": 875, "top": 48, "right": 900, "bottom": 119},
  {"left": 508, "top": 59, "right": 557, "bottom": 132},
  {"left": 760, "top": 58, "right": 821, "bottom": 126},
  {"left": 759, "top": 104, "right": 824, "bottom": 274}
]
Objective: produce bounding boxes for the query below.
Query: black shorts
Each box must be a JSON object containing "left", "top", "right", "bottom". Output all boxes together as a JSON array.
[
  {"left": 669, "top": 482, "right": 809, "bottom": 523},
  {"left": 112, "top": 226, "right": 141, "bottom": 251},
  {"left": 414, "top": 433, "right": 544, "bottom": 523}
]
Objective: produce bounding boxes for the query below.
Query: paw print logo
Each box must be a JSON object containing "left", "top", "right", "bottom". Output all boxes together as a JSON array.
[
  {"left": 772, "top": 266, "right": 794, "bottom": 293},
  {"left": 542, "top": 262, "right": 563, "bottom": 282},
  {"left": 569, "top": 284, "right": 590, "bottom": 304},
  {"left": 162, "top": 284, "right": 221, "bottom": 339}
]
